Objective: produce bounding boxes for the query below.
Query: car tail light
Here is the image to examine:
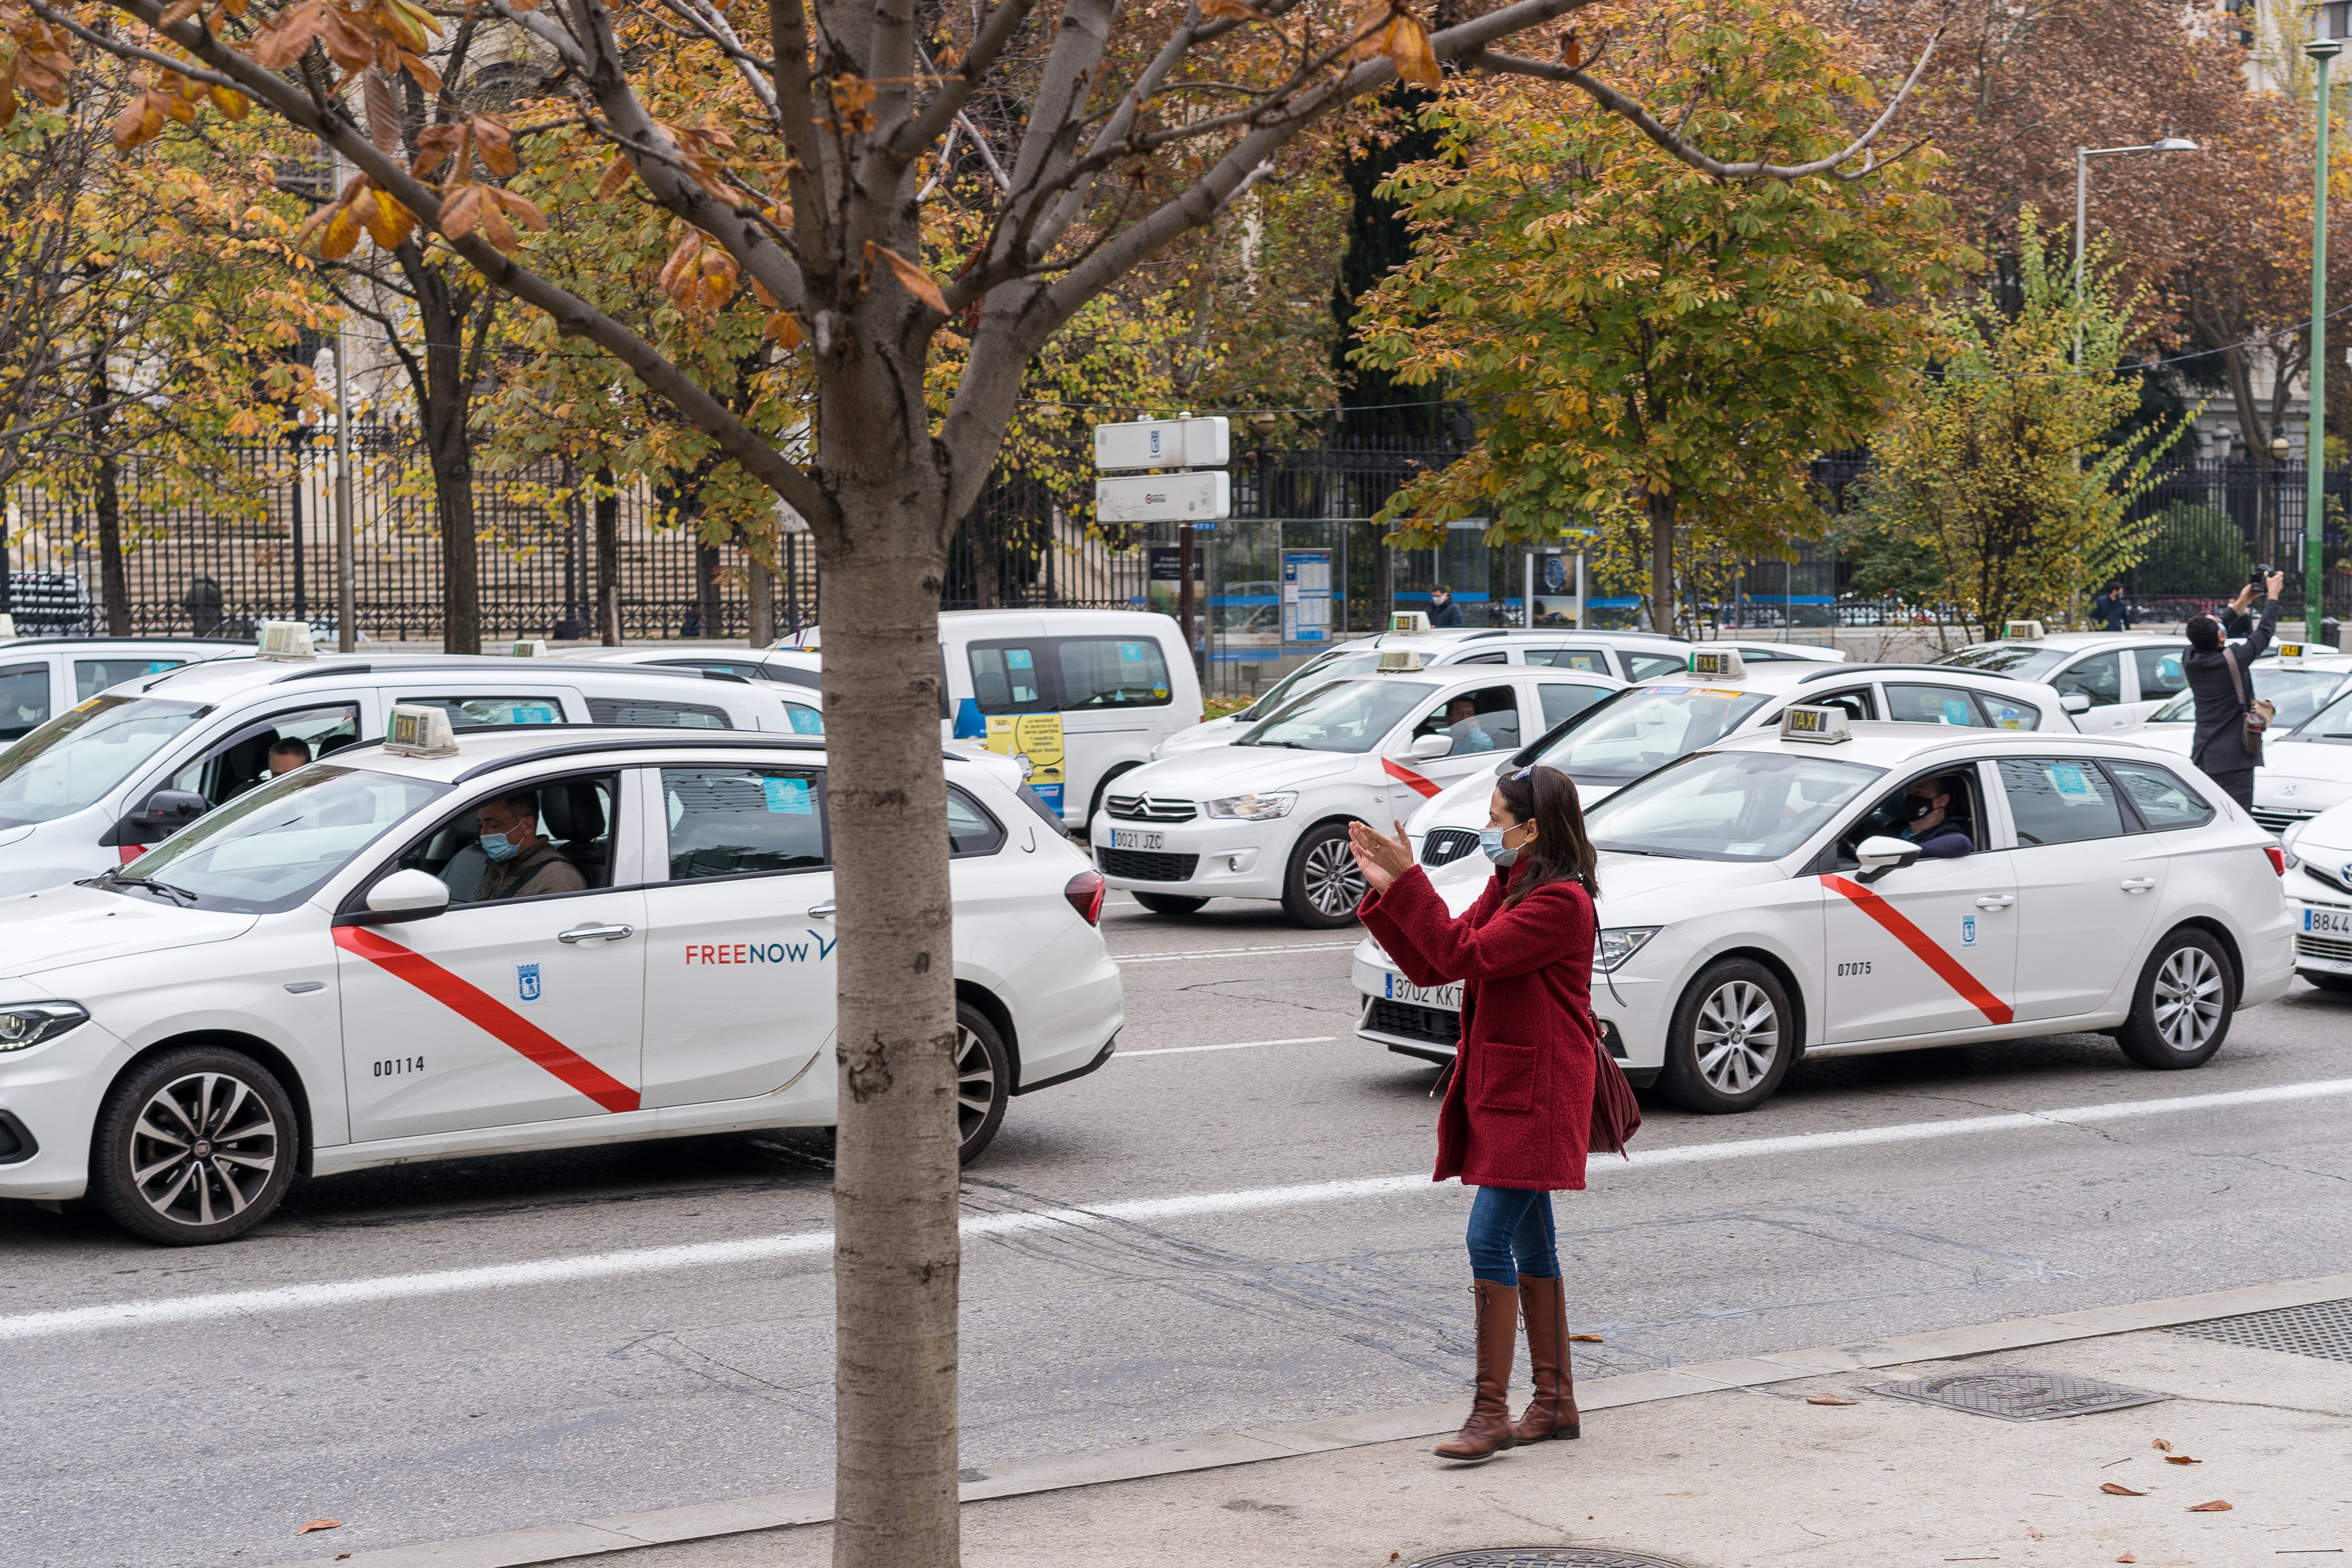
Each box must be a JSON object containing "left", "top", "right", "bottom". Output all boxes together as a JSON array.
[
  {"left": 1064, "top": 869, "right": 1106, "bottom": 925},
  {"left": 2265, "top": 844, "right": 2286, "bottom": 876}
]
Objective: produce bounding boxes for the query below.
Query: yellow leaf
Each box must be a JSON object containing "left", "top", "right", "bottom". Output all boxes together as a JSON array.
[
  {"left": 1199, "top": 0, "right": 1266, "bottom": 19},
  {"left": 866, "top": 240, "right": 946, "bottom": 314},
  {"left": 208, "top": 85, "right": 251, "bottom": 119},
  {"left": 1383, "top": 6, "right": 1440, "bottom": 88},
  {"left": 320, "top": 203, "right": 361, "bottom": 259}
]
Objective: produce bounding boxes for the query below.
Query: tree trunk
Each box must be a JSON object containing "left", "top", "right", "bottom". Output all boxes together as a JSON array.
[
  {"left": 694, "top": 538, "right": 721, "bottom": 637},
  {"left": 595, "top": 468, "right": 621, "bottom": 645},
  {"left": 1646, "top": 487, "right": 1677, "bottom": 636},
  {"left": 95, "top": 450, "right": 129, "bottom": 636},
  {"left": 817, "top": 484, "right": 962, "bottom": 1568},
  {"left": 427, "top": 419, "right": 480, "bottom": 652},
  {"left": 747, "top": 545, "right": 775, "bottom": 645}
]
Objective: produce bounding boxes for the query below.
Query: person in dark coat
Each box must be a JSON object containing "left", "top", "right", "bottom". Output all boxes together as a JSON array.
[
  {"left": 2185, "top": 570, "right": 2284, "bottom": 810},
  {"left": 2091, "top": 581, "right": 2130, "bottom": 632},
  {"left": 1427, "top": 586, "right": 1467, "bottom": 628},
  {"left": 1351, "top": 763, "right": 1600, "bottom": 1462}
]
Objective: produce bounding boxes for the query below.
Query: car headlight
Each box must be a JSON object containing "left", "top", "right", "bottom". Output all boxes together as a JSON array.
[
  {"left": 0, "top": 1002, "right": 87, "bottom": 1051},
  {"left": 2281, "top": 820, "right": 2305, "bottom": 868},
  {"left": 1594, "top": 927, "right": 1662, "bottom": 972},
  {"left": 1207, "top": 790, "right": 1297, "bottom": 820}
]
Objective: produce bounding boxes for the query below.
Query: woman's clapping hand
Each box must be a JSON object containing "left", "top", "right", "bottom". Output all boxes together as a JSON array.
[{"left": 1348, "top": 818, "right": 1416, "bottom": 893}]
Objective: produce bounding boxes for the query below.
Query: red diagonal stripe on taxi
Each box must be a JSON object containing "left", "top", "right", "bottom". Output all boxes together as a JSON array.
[
  {"left": 1381, "top": 757, "right": 1443, "bottom": 798},
  {"left": 332, "top": 926, "right": 640, "bottom": 1113},
  {"left": 1822, "top": 874, "right": 2014, "bottom": 1026}
]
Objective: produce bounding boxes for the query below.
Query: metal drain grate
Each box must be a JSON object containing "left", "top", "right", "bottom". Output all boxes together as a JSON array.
[
  {"left": 1866, "top": 1366, "right": 2169, "bottom": 1422},
  {"left": 2163, "top": 1298, "right": 2352, "bottom": 1363},
  {"left": 1408, "top": 1553, "right": 1692, "bottom": 1568}
]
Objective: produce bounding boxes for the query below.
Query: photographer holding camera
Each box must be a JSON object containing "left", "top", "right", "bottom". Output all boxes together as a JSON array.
[{"left": 2183, "top": 566, "right": 2287, "bottom": 810}]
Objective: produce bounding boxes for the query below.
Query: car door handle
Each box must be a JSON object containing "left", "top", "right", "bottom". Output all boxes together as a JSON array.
[
  {"left": 2120, "top": 877, "right": 2157, "bottom": 893},
  {"left": 557, "top": 923, "right": 635, "bottom": 944},
  {"left": 1974, "top": 895, "right": 2015, "bottom": 910},
  {"left": 806, "top": 902, "right": 836, "bottom": 920}
]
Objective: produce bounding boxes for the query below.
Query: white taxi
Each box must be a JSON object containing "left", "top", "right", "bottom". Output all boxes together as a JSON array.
[
  {"left": 1354, "top": 716, "right": 2291, "bottom": 1111},
  {"left": 2278, "top": 801, "right": 2352, "bottom": 989},
  {"left": 1397, "top": 653, "right": 2079, "bottom": 868},
  {"left": 0, "top": 719, "right": 1122, "bottom": 1243},
  {"left": 1091, "top": 661, "right": 1625, "bottom": 925},
  {"left": 1935, "top": 631, "right": 2192, "bottom": 732},
  {"left": 0, "top": 636, "right": 253, "bottom": 745}
]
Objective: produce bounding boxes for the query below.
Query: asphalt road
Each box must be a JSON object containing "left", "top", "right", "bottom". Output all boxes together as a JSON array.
[{"left": 7, "top": 891, "right": 2352, "bottom": 1568}]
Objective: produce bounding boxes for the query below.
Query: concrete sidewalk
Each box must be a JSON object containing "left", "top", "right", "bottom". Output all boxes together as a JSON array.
[{"left": 294, "top": 1277, "right": 2352, "bottom": 1568}]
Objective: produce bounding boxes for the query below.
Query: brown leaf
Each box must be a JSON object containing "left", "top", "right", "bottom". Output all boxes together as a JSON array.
[
  {"left": 490, "top": 188, "right": 547, "bottom": 232},
  {"left": 1381, "top": 6, "right": 1440, "bottom": 89},
  {"left": 2025, "top": 1526, "right": 2042, "bottom": 1540},
  {"left": 2100, "top": 1483, "right": 2146, "bottom": 1496},
  {"left": 2164, "top": 1455, "right": 2201, "bottom": 1465},
  {"left": 2116, "top": 1555, "right": 2135, "bottom": 1564},
  {"left": 479, "top": 201, "right": 518, "bottom": 254},
  {"left": 763, "top": 311, "right": 802, "bottom": 349},
  {"left": 362, "top": 67, "right": 400, "bottom": 157},
  {"left": 247, "top": 0, "right": 326, "bottom": 68},
  {"left": 595, "top": 152, "right": 636, "bottom": 201},
  {"left": 316, "top": 8, "right": 376, "bottom": 72},
  {"left": 1557, "top": 28, "right": 1581, "bottom": 67},
  {"left": 1804, "top": 1393, "right": 1857, "bottom": 1406},
  {"left": 158, "top": 0, "right": 205, "bottom": 27},
  {"left": 472, "top": 114, "right": 518, "bottom": 176},
  {"left": 748, "top": 276, "right": 780, "bottom": 309},
  {"left": 396, "top": 50, "right": 441, "bottom": 93},
  {"left": 1199, "top": 0, "right": 1266, "bottom": 20},
  {"left": 2151, "top": 1438, "right": 2172, "bottom": 1451},
  {"left": 866, "top": 241, "right": 946, "bottom": 314},
  {"left": 438, "top": 183, "right": 485, "bottom": 242},
  {"left": 111, "top": 93, "right": 165, "bottom": 152},
  {"left": 411, "top": 123, "right": 462, "bottom": 178},
  {"left": 696, "top": 244, "right": 739, "bottom": 310},
  {"left": 294, "top": 1520, "right": 343, "bottom": 1535},
  {"left": 2185, "top": 1499, "right": 2232, "bottom": 1512},
  {"left": 657, "top": 232, "right": 701, "bottom": 298},
  {"left": 1567, "top": 1332, "right": 1604, "bottom": 1343}
]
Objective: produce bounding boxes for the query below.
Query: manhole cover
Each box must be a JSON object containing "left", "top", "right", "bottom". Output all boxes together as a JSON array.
[
  {"left": 1408, "top": 1553, "right": 1692, "bottom": 1568},
  {"left": 1867, "top": 1365, "right": 2168, "bottom": 1422},
  {"left": 2163, "top": 1298, "right": 2352, "bottom": 1364}
]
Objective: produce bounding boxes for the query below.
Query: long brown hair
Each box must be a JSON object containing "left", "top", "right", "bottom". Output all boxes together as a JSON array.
[{"left": 1494, "top": 762, "right": 1599, "bottom": 907}]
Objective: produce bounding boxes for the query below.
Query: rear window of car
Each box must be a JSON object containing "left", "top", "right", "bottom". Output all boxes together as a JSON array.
[
  {"left": 588, "top": 697, "right": 732, "bottom": 728},
  {"left": 660, "top": 765, "right": 826, "bottom": 878},
  {"left": 397, "top": 695, "right": 567, "bottom": 730},
  {"left": 77, "top": 657, "right": 184, "bottom": 700}
]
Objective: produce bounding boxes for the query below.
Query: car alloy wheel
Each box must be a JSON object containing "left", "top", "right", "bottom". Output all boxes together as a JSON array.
[
  {"left": 2117, "top": 925, "right": 2234, "bottom": 1070},
  {"left": 1692, "top": 979, "right": 1779, "bottom": 1095},
  {"left": 1283, "top": 822, "right": 1368, "bottom": 928},
  {"left": 954, "top": 1004, "right": 1011, "bottom": 1164},
  {"left": 2152, "top": 946, "right": 2225, "bottom": 1052},
  {"left": 131, "top": 1071, "right": 281, "bottom": 1229}
]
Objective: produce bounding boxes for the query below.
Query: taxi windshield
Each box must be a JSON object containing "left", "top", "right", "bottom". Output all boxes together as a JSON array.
[
  {"left": 2287, "top": 685, "right": 2352, "bottom": 739},
  {"left": 1237, "top": 677, "right": 1435, "bottom": 752},
  {"left": 101, "top": 765, "right": 448, "bottom": 913},
  {"left": 1587, "top": 750, "right": 1883, "bottom": 861},
  {"left": 2154, "top": 667, "right": 2341, "bottom": 727},
  {"left": 0, "top": 696, "right": 208, "bottom": 827},
  {"left": 1935, "top": 644, "right": 2066, "bottom": 679},
  {"left": 1531, "top": 685, "right": 1774, "bottom": 783},
  {"left": 1240, "top": 648, "right": 1386, "bottom": 718}
]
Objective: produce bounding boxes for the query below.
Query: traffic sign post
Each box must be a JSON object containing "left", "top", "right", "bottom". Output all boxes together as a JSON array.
[{"left": 1095, "top": 414, "right": 1232, "bottom": 677}]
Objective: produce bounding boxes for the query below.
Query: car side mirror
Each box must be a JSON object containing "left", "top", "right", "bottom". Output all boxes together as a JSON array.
[
  {"left": 352, "top": 868, "right": 452, "bottom": 925},
  {"left": 130, "top": 788, "right": 209, "bottom": 834},
  {"left": 1409, "top": 733, "right": 1454, "bottom": 760},
  {"left": 2060, "top": 692, "right": 2091, "bottom": 714},
  {"left": 1854, "top": 835, "right": 1921, "bottom": 884}
]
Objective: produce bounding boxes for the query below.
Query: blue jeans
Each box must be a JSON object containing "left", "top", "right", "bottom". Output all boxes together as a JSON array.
[{"left": 1466, "top": 1186, "right": 1560, "bottom": 1286}]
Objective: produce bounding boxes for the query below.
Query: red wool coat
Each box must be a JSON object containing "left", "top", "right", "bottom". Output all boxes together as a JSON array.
[{"left": 1359, "top": 862, "right": 1598, "bottom": 1191}]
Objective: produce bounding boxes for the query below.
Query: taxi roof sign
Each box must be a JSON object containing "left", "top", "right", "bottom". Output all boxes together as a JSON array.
[
  {"left": 384, "top": 702, "right": 459, "bottom": 758},
  {"left": 256, "top": 620, "right": 316, "bottom": 661},
  {"left": 1376, "top": 649, "right": 1425, "bottom": 671},
  {"left": 1780, "top": 704, "right": 1852, "bottom": 744},
  {"left": 2279, "top": 641, "right": 2309, "bottom": 665},
  {"left": 509, "top": 639, "right": 549, "bottom": 658},
  {"left": 2003, "top": 620, "right": 2046, "bottom": 641},
  {"left": 0, "top": 613, "right": 14, "bottom": 639},
  {"left": 1389, "top": 611, "right": 1431, "bottom": 635},
  {"left": 1689, "top": 646, "right": 1746, "bottom": 679}
]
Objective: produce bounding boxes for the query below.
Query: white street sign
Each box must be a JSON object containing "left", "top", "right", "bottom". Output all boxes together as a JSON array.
[
  {"left": 1093, "top": 416, "right": 1230, "bottom": 471},
  {"left": 1095, "top": 470, "right": 1231, "bottom": 524}
]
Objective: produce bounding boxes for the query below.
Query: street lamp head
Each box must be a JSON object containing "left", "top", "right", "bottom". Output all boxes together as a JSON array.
[
  {"left": 2311, "top": 36, "right": 2345, "bottom": 59},
  {"left": 2151, "top": 137, "right": 2199, "bottom": 153},
  {"left": 2272, "top": 433, "right": 2295, "bottom": 460},
  {"left": 1248, "top": 411, "right": 1279, "bottom": 437}
]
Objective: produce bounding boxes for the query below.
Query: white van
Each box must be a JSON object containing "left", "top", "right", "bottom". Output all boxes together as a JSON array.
[
  {"left": 792, "top": 610, "right": 1201, "bottom": 828},
  {"left": 0, "top": 653, "right": 838, "bottom": 897},
  {"left": 0, "top": 637, "right": 253, "bottom": 744}
]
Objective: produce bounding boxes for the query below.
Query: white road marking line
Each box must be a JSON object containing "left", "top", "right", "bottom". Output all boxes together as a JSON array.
[
  {"left": 10, "top": 1074, "right": 2349, "bottom": 1344},
  {"left": 1112, "top": 941, "right": 1361, "bottom": 964},
  {"left": 1117, "top": 1035, "right": 1335, "bottom": 1058}
]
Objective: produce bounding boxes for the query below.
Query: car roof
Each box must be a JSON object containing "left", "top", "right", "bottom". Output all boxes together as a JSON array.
[
  {"left": 1626, "top": 660, "right": 2058, "bottom": 695},
  {"left": 1708, "top": 721, "right": 2179, "bottom": 767},
  {"left": 0, "top": 636, "right": 252, "bottom": 652},
  {"left": 1975, "top": 632, "right": 2187, "bottom": 653},
  {"left": 314, "top": 727, "right": 991, "bottom": 785},
  {"left": 131, "top": 653, "right": 771, "bottom": 700}
]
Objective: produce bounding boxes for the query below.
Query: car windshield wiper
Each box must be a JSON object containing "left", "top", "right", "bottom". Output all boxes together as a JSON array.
[
  {"left": 1239, "top": 738, "right": 1310, "bottom": 748},
  {"left": 98, "top": 872, "right": 200, "bottom": 906}
]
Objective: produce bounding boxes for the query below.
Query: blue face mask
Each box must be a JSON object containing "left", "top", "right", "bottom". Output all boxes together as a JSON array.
[
  {"left": 1479, "top": 825, "right": 1525, "bottom": 867},
  {"left": 481, "top": 828, "right": 523, "bottom": 862}
]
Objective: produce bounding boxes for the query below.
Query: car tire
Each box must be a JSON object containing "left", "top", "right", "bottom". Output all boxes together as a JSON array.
[
  {"left": 1281, "top": 820, "right": 1367, "bottom": 929},
  {"left": 1660, "top": 958, "right": 1795, "bottom": 1114},
  {"left": 2299, "top": 970, "right": 2352, "bottom": 993},
  {"left": 2116, "top": 926, "right": 2234, "bottom": 1069},
  {"left": 1134, "top": 892, "right": 1208, "bottom": 916},
  {"left": 91, "top": 1046, "right": 299, "bottom": 1246},
  {"left": 956, "top": 1003, "right": 1012, "bottom": 1165}
]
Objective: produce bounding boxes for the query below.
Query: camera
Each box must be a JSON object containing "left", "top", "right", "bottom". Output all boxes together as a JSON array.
[{"left": 2252, "top": 564, "right": 2276, "bottom": 589}]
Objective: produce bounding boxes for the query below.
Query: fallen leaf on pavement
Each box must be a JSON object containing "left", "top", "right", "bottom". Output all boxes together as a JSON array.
[
  {"left": 2153, "top": 1438, "right": 2172, "bottom": 1451},
  {"left": 2026, "top": 1525, "right": 2043, "bottom": 1539},
  {"left": 295, "top": 1520, "right": 343, "bottom": 1535},
  {"left": 2116, "top": 1555, "right": 2136, "bottom": 1564},
  {"left": 1806, "top": 1393, "right": 1859, "bottom": 1406},
  {"left": 2187, "top": 1499, "right": 2233, "bottom": 1512},
  {"left": 2102, "top": 1482, "right": 2147, "bottom": 1496},
  {"left": 1568, "top": 1333, "right": 1604, "bottom": 1343},
  {"left": 2165, "top": 1455, "right": 2201, "bottom": 1465}
]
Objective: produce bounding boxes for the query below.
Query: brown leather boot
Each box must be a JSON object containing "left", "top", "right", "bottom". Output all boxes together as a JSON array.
[
  {"left": 1434, "top": 1280, "right": 1520, "bottom": 1461},
  {"left": 1512, "top": 1272, "right": 1582, "bottom": 1442}
]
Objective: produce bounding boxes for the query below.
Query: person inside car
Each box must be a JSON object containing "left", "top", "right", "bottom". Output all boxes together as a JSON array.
[
  {"left": 267, "top": 737, "right": 312, "bottom": 776},
  {"left": 470, "top": 790, "right": 588, "bottom": 901},
  {"left": 1444, "top": 695, "right": 1499, "bottom": 753},
  {"left": 1883, "top": 773, "right": 1973, "bottom": 859}
]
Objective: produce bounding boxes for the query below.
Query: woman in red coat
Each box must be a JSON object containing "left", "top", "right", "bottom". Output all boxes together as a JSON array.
[{"left": 1351, "top": 762, "right": 1600, "bottom": 1462}]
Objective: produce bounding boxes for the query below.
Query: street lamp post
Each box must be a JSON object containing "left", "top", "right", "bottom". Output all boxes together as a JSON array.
[
  {"left": 2309, "top": 38, "right": 2340, "bottom": 645},
  {"left": 2073, "top": 137, "right": 2199, "bottom": 362}
]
